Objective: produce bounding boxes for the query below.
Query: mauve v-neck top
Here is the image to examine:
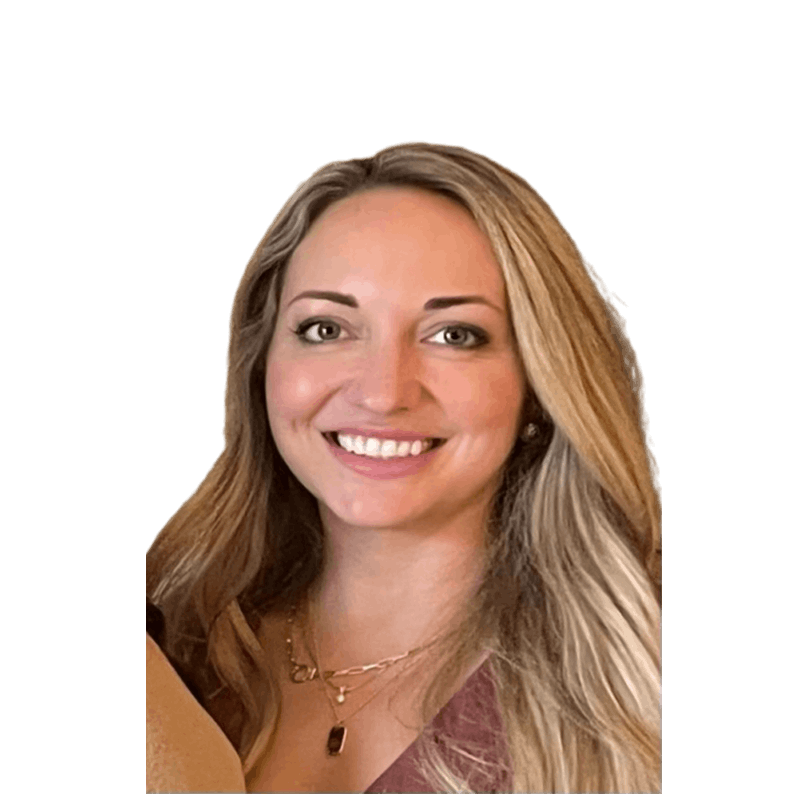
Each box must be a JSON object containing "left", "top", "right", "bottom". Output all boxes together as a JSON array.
[
  {"left": 147, "top": 599, "right": 513, "bottom": 793},
  {"left": 363, "top": 654, "right": 512, "bottom": 793}
]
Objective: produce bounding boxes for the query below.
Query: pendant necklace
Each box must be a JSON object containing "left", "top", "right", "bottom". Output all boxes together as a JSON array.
[
  {"left": 312, "top": 633, "right": 417, "bottom": 756},
  {"left": 285, "top": 599, "right": 439, "bottom": 756}
]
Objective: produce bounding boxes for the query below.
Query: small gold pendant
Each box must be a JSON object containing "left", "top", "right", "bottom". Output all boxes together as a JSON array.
[{"left": 336, "top": 686, "right": 346, "bottom": 704}]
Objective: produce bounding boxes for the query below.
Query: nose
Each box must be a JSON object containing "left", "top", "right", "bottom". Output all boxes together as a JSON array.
[{"left": 346, "top": 336, "right": 423, "bottom": 415}]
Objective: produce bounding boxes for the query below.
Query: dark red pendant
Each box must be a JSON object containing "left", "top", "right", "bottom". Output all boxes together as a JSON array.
[{"left": 327, "top": 725, "right": 347, "bottom": 756}]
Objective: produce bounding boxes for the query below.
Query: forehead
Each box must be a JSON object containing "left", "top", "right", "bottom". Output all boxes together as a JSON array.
[{"left": 282, "top": 187, "right": 505, "bottom": 304}]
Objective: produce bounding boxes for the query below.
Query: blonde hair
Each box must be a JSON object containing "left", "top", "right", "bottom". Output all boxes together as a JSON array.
[{"left": 147, "top": 143, "right": 661, "bottom": 792}]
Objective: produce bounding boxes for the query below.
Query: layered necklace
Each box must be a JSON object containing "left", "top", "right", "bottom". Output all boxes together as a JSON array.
[{"left": 285, "top": 598, "right": 441, "bottom": 756}]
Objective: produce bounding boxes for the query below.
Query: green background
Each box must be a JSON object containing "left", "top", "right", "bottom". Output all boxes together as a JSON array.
[{"left": 0, "top": 2, "right": 809, "bottom": 792}]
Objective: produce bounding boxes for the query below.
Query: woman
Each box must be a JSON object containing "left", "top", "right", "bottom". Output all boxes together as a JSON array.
[{"left": 147, "top": 143, "right": 661, "bottom": 793}]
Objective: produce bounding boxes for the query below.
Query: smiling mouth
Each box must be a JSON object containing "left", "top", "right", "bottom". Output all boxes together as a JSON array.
[{"left": 322, "top": 432, "right": 446, "bottom": 455}]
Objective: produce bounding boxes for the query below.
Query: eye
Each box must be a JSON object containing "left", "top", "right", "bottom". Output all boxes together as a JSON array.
[
  {"left": 426, "top": 325, "right": 489, "bottom": 349},
  {"left": 294, "top": 319, "right": 346, "bottom": 344}
]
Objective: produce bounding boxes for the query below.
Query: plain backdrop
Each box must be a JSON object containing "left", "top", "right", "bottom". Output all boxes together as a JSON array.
[{"left": 1, "top": 2, "right": 809, "bottom": 791}]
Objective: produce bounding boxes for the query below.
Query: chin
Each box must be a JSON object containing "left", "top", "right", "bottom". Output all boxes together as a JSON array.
[{"left": 318, "top": 492, "right": 436, "bottom": 530}]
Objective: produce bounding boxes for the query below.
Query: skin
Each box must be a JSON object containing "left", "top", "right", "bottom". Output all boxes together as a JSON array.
[
  {"left": 146, "top": 634, "right": 246, "bottom": 792},
  {"left": 264, "top": 186, "right": 526, "bottom": 669}
]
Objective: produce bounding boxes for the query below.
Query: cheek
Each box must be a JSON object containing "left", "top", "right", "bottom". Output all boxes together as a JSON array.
[
  {"left": 469, "top": 367, "right": 523, "bottom": 422},
  {"left": 265, "top": 355, "right": 326, "bottom": 422}
]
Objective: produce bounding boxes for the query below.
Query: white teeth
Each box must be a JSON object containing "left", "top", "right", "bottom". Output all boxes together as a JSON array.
[{"left": 335, "top": 433, "right": 435, "bottom": 458}]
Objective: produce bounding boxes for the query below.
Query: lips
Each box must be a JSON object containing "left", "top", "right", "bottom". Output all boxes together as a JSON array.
[{"left": 322, "top": 431, "right": 447, "bottom": 480}]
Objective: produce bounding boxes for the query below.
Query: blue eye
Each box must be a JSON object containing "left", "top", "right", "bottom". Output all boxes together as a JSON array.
[{"left": 294, "top": 319, "right": 490, "bottom": 350}]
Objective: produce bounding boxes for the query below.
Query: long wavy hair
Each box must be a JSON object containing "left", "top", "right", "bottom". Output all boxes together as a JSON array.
[{"left": 146, "top": 143, "right": 661, "bottom": 792}]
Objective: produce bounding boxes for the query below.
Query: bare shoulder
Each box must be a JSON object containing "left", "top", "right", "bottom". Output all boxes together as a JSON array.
[{"left": 147, "top": 633, "right": 246, "bottom": 793}]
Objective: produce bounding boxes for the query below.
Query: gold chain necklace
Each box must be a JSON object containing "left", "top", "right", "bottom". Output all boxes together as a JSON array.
[{"left": 285, "top": 599, "right": 440, "bottom": 756}]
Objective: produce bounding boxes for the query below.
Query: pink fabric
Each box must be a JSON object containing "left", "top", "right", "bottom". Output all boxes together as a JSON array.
[{"left": 365, "top": 657, "right": 512, "bottom": 793}]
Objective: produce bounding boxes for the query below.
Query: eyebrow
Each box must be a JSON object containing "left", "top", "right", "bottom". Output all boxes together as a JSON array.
[{"left": 286, "top": 290, "right": 503, "bottom": 313}]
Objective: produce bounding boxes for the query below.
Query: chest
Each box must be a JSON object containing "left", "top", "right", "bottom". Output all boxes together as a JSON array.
[
  {"left": 245, "top": 612, "right": 494, "bottom": 792},
  {"left": 245, "top": 674, "right": 424, "bottom": 793}
]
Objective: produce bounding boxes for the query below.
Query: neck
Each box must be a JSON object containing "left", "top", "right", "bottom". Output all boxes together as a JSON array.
[{"left": 306, "top": 502, "right": 490, "bottom": 670}]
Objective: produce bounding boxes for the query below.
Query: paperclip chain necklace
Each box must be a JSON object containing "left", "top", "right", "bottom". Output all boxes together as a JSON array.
[{"left": 285, "top": 598, "right": 440, "bottom": 756}]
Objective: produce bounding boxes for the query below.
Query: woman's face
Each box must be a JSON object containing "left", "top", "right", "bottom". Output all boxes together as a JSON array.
[{"left": 265, "top": 187, "right": 526, "bottom": 532}]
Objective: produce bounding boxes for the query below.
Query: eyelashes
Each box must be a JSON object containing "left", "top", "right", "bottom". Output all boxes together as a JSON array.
[{"left": 293, "top": 318, "right": 490, "bottom": 349}]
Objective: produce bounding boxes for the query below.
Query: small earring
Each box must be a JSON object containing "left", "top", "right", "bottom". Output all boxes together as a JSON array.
[{"left": 521, "top": 422, "right": 539, "bottom": 442}]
